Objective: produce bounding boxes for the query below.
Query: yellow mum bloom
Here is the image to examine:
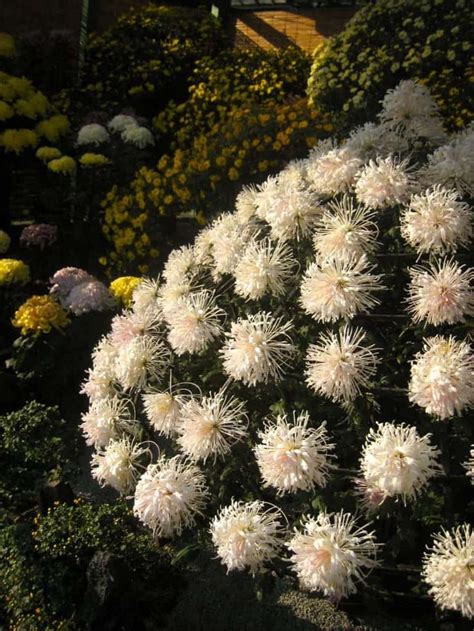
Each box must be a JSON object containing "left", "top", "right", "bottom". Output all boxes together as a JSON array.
[
  {"left": 48, "top": 156, "right": 76, "bottom": 175},
  {"left": 80, "top": 153, "right": 111, "bottom": 168},
  {"left": 0, "top": 128, "right": 38, "bottom": 154},
  {"left": 36, "top": 114, "right": 70, "bottom": 143},
  {"left": 109, "top": 276, "right": 141, "bottom": 306},
  {"left": 0, "top": 258, "right": 30, "bottom": 286},
  {"left": 0, "top": 100, "right": 14, "bottom": 121},
  {"left": 0, "top": 230, "right": 11, "bottom": 253},
  {"left": 12, "top": 295, "right": 70, "bottom": 335},
  {"left": 15, "top": 92, "right": 49, "bottom": 119},
  {"left": 0, "top": 33, "right": 16, "bottom": 58},
  {"left": 36, "top": 146, "right": 62, "bottom": 162}
]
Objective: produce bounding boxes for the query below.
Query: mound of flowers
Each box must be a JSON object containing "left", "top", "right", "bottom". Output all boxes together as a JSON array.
[
  {"left": 82, "top": 82, "right": 473, "bottom": 617},
  {"left": 307, "top": 0, "right": 473, "bottom": 131}
]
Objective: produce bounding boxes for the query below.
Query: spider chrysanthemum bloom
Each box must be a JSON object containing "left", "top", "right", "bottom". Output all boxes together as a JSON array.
[
  {"left": 306, "top": 143, "right": 363, "bottom": 197},
  {"left": 300, "top": 255, "right": 384, "bottom": 322},
  {"left": 133, "top": 455, "right": 209, "bottom": 538},
  {"left": 166, "top": 290, "right": 224, "bottom": 356},
  {"left": 132, "top": 277, "right": 161, "bottom": 313},
  {"left": 91, "top": 437, "right": 148, "bottom": 494},
  {"left": 80, "top": 396, "right": 137, "bottom": 448},
  {"left": 115, "top": 335, "right": 170, "bottom": 391},
  {"left": 305, "top": 326, "right": 380, "bottom": 405},
  {"left": 422, "top": 524, "right": 474, "bottom": 619},
  {"left": 210, "top": 500, "right": 285, "bottom": 574},
  {"left": 162, "top": 245, "right": 196, "bottom": 284},
  {"left": 345, "top": 122, "right": 408, "bottom": 160},
  {"left": 235, "top": 184, "right": 259, "bottom": 224},
  {"left": 287, "top": 511, "right": 380, "bottom": 601},
  {"left": 177, "top": 390, "right": 248, "bottom": 462},
  {"left": 254, "top": 411, "right": 335, "bottom": 494},
  {"left": 406, "top": 259, "right": 474, "bottom": 326},
  {"left": 143, "top": 391, "right": 182, "bottom": 437},
  {"left": 409, "top": 336, "right": 474, "bottom": 420},
  {"left": 159, "top": 278, "right": 194, "bottom": 321},
  {"left": 355, "top": 156, "right": 413, "bottom": 209},
  {"left": 463, "top": 447, "right": 474, "bottom": 485},
  {"left": 220, "top": 312, "right": 295, "bottom": 386},
  {"left": 234, "top": 237, "right": 297, "bottom": 301},
  {"left": 110, "top": 309, "right": 161, "bottom": 346},
  {"left": 400, "top": 186, "right": 473, "bottom": 255},
  {"left": 379, "top": 80, "right": 446, "bottom": 143},
  {"left": 81, "top": 335, "right": 119, "bottom": 403},
  {"left": 312, "top": 196, "right": 379, "bottom": 263},
  {"left": 359, "top": 422, "right": 442, "bottom": 505},
  {"left": 207, "top": 213, "right": 255, "bottom": 277}
]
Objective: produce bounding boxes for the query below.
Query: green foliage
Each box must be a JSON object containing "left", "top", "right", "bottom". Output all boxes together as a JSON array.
[{"left": 307, "top": 0, "right": 473, "bottom": 131}]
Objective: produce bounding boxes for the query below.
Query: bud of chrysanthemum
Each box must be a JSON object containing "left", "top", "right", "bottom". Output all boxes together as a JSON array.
[
  {"left": 77, "top": 123, "right": 110, "bottom": 146},
  {"left": 305, "top": 142, "right": 363, "bottom": 197},
  {"left": 115, "top": 335, "right": 170, "bottom": 391},
  {"left": 220, "top": 312, "right": 295, "bottom": 386},
  {"left": 91, "top": 437, "right": 148, "bottom": 494},
  {"left": 359, "top": 422, "right": 442, "bottom": 506},
  {"left": 409, "top": 336, "right": 474, "bottom": 420},
  {"left": 305, "top": 325, "right": 380, "bottom": 405},
  {"left": 234, "top": 237, "right": 297, "bottom": 301},
  {"left": 177, "top": 390, "right": 247, "bottom": 463},
  {"left": 422, "top": 524, "right": 474, "bottom": 619},
  {"left": 406, "top": 259, "right": 474, "bottom": 326},
  {"left": 210, "top": 500, "right": 285, "bottom": 574},
  {"left": 166, "top": 290, "right": 225, "bottom": 356},
  {"left": 133, "top": 456, "right": 209, "bottom": 538},
  {"left": 254, "top": 411, "right": 335, "bottom": 494},
  {"left": 143, "top": 390, "right": 182, "bottom": 437},
  {"left": 80, "top": 396, "right": 138, "bottom": 448},
  {"left": 300, "top": 255, "right": 384, "bottom": 322},
  {"left": 312, "top": 196, "right": 379, "bottom": 263},
  {"left": 400, "top": 186, "right": 473, "bottom": 255},
  {"left": 355, "top": 156, "right": 413, "bottom": 209},
  {"left": 287, "top": 511, "right": 380, "bottom": 601}
]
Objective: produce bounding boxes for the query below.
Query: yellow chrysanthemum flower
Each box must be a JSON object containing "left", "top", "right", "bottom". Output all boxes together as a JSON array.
[
  {"left": 48, "top": 156, "right": 76, "bottom": 175},
  {"left": 0, "top": 258, "right": 30, "bottom": 285},
  {"left": 0, "top": 33, "right": 16, "bottom": 58},
  {"left": 36, "top": 114, "right": 70, "bottom": 143},
  {"left": 0, "top": 128, "right": 38, "bottom": 154},
  {"left": 79, "top": 153, "right": 111, "bottom": 168},
  {"left": 12, "top": 295, "right": 70, "bottom": 335},
  {"left": 0, "top": 100, "right": 14, "bottom": 121},
  {"left": 109, "top": 276, "right": 141, "bottom": 306},
  {"left": 36, "top": 146, "right": 62, "bottom": 162},
  {"left": 15, "top": 92, "right": 49, "bottom": 119}
]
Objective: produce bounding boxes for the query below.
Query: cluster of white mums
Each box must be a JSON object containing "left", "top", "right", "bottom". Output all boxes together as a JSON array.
[
  {"left": 77, "top": 113, "right": 155, "bottom": 149},
  {"left": 81, "top": 82, "right": 474, "bottom": 615}
]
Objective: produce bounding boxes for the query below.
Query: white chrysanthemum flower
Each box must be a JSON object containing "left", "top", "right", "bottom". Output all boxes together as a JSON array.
[
  {"left": 234, "top": 237, "right": 297, "bottom": 301},
  {"left": 159, "top": 278, "right": 194, "bottom": 321},
  {"left": 300, "top": 255, "right": 384, "bottom": 322},
  {"left": 306, "top": 143, "right": 363, "bottom": 197},
  {"left": 255, "top": 174, "right": 321, "bottom": 241},
  {"left": 208, "top": 213, "right": 256, "bottom": 277},
  {"left": 107, "top": 114, "right": 137, "bottom": 133},
  {"left": 121, "top": 125, "right": 155, "bottom": 149},
  {"left": 91, "top": 437, "right": 148, "bottom": 494},
  {"left": 359, "top": 422, "right": 442, "bottom": 506},
  {"left": 254, "top": 411, "right": 334, "bottom": 494},
  {"left": 80, "top": 396, "right": 137, "bottom": 448},
  {"left": 166, "top": 290, "right": 224, "bottom": 355},
  {"left": 162, "top": 246, "right": 196, "bottom": 284},
  {"left": 420, "top": 128, "right": 474, "bottom": 196},
  {"left": 422, "top": 524, "right": 474, "bottom": 619},
  {"left": 77, "top": 123, "right": 110, "bottom": 146},
  {"left": 110, "top": 309, "right": 161, "bottom": 346},
  {"left": 400, "top": 186, "right": 473, "bottom": 255},
  {"left": 345, "top": 122, "right": 408, "bottom": 159},
  {"left": 287, "top": 511, "right": 380, "bottom": 601},
  {"left": 409, "top": 336, "right": 474, "bottom": 420},
  {"left": 133, "top": 455, "right": 209, "bottom": 538},
  {"left": 220, "top": 312, "right": 295, "bottom": 386},
  {"left": 355, "top": 156, "right": 413, "bottom": 209},
  {"left": 115, "top": 335, "right": 170, "bottom": 391},
  {"left": 143, "top": 389, "right": 182, "bottom": 437},
  {"left": 379, "top": 80, "right": 446, "bottom": 143},
  {"left": 235, "top": 184, "right": 259, "bottom": 224},
  {"left": 406, "top": 259, "right": 474, "bottom": 325},
  {"left": 81, "top": 335, "right": 119, "bottom": 403},
  {"left": 132, "top": 277, "right": 161, "bottom": 313},
  {"left": 210, "top": 500, "right": 285, "bottom": 574},
  {"left": 463, "top": 447, "right": 474, "bottom": 485},
  {"left": 312, "top": 196, "right": 379, "bottom": 263},
  {"left": 177, "top": 390, "right": 247, "bottom": 462},
  {"left": 193, "top": 226, "right": 215, "bottom": 266},
  {"left": 305, "top": 326, "right": 380, "bottom": 405}
]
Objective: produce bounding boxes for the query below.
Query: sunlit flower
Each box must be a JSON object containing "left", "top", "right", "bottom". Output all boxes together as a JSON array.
[
  {"left": 255, "top": 411, "right": 334, "bottom": 494},
  {"left": 0, "top": 258, "right": 29, "bottom": 285},
  {"left": 143, "top": 390, "right": 182, "bottom": 437},
  {"left": 422, "top": 524, "right": 474, "bottom": 619},
  {"left": 80, "top": 396, "right": 137, "bottom": 448},
  {"left": 109, "top": 276, "right": 141, "bottom": 307},
  {"left": 133, "top": 455, "right": 209, "bottom": 537},
  {"left": 305, "top": 325, "right": 379, "bottom": 405},
  {"left": 208, "top": 213, "right": 256, "bottom": 277},
  {"left": 163, "top": 245, "right": 196, "bottom": 284},
  {"left": 300, "top": 255, "right": 384, "bottom": 322},
  {"left": 132, "top": 277, "right": 161, "bottom": 313},
  {"left": 210, "top": 500, "right": 285, "bottom": 574},
  {"left": 235, "top": 184, "right": 259, "bottom": 224},
  {"left": 115, "top": 335, "right": 170, "bottom": 391},
  {"left": 409, "top": 336, "right": 474, "bottom": 419},
  {"left": 306, "top": 143, "right": 363, "bottom": 196},
  {"left": 345, "top": 122, "right": 408, "bottom": 159},
  {"left": 406, "top": 259, "right": 474, "bottom": 325},
  {"left": 355, "top": 156, "right": 413, "bottom": 209},
  {"left": 77, "top": 123, "right": 110, "bottom": 146},
  {"left": 91, "top": 437, "right": 148, "bottom": 493},
  {"left": 287, "top": 511, "right": 380, "bottom": 601},
  {"left": 50, "top": 266, "right": 94, "bottom": 299},
  {"left": 12, "top": 294, "right": 70, "bottom": 335},
  {"left": 220, "top": 312, "right": 295, "bottom": 386},
  {"left": 110, "top": 309, "right": 160, "bottom": 346},
  {"left": 63, "top": 280, "right": 115, "bottom": 315}
]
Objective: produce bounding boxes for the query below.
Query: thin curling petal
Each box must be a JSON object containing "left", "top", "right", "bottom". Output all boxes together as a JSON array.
[
  {"left": 91, "top": 437, "right": 148, "bottom": 494},
  {"left": 355, "top": 156, "right": 414, "bottom": 209}
]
